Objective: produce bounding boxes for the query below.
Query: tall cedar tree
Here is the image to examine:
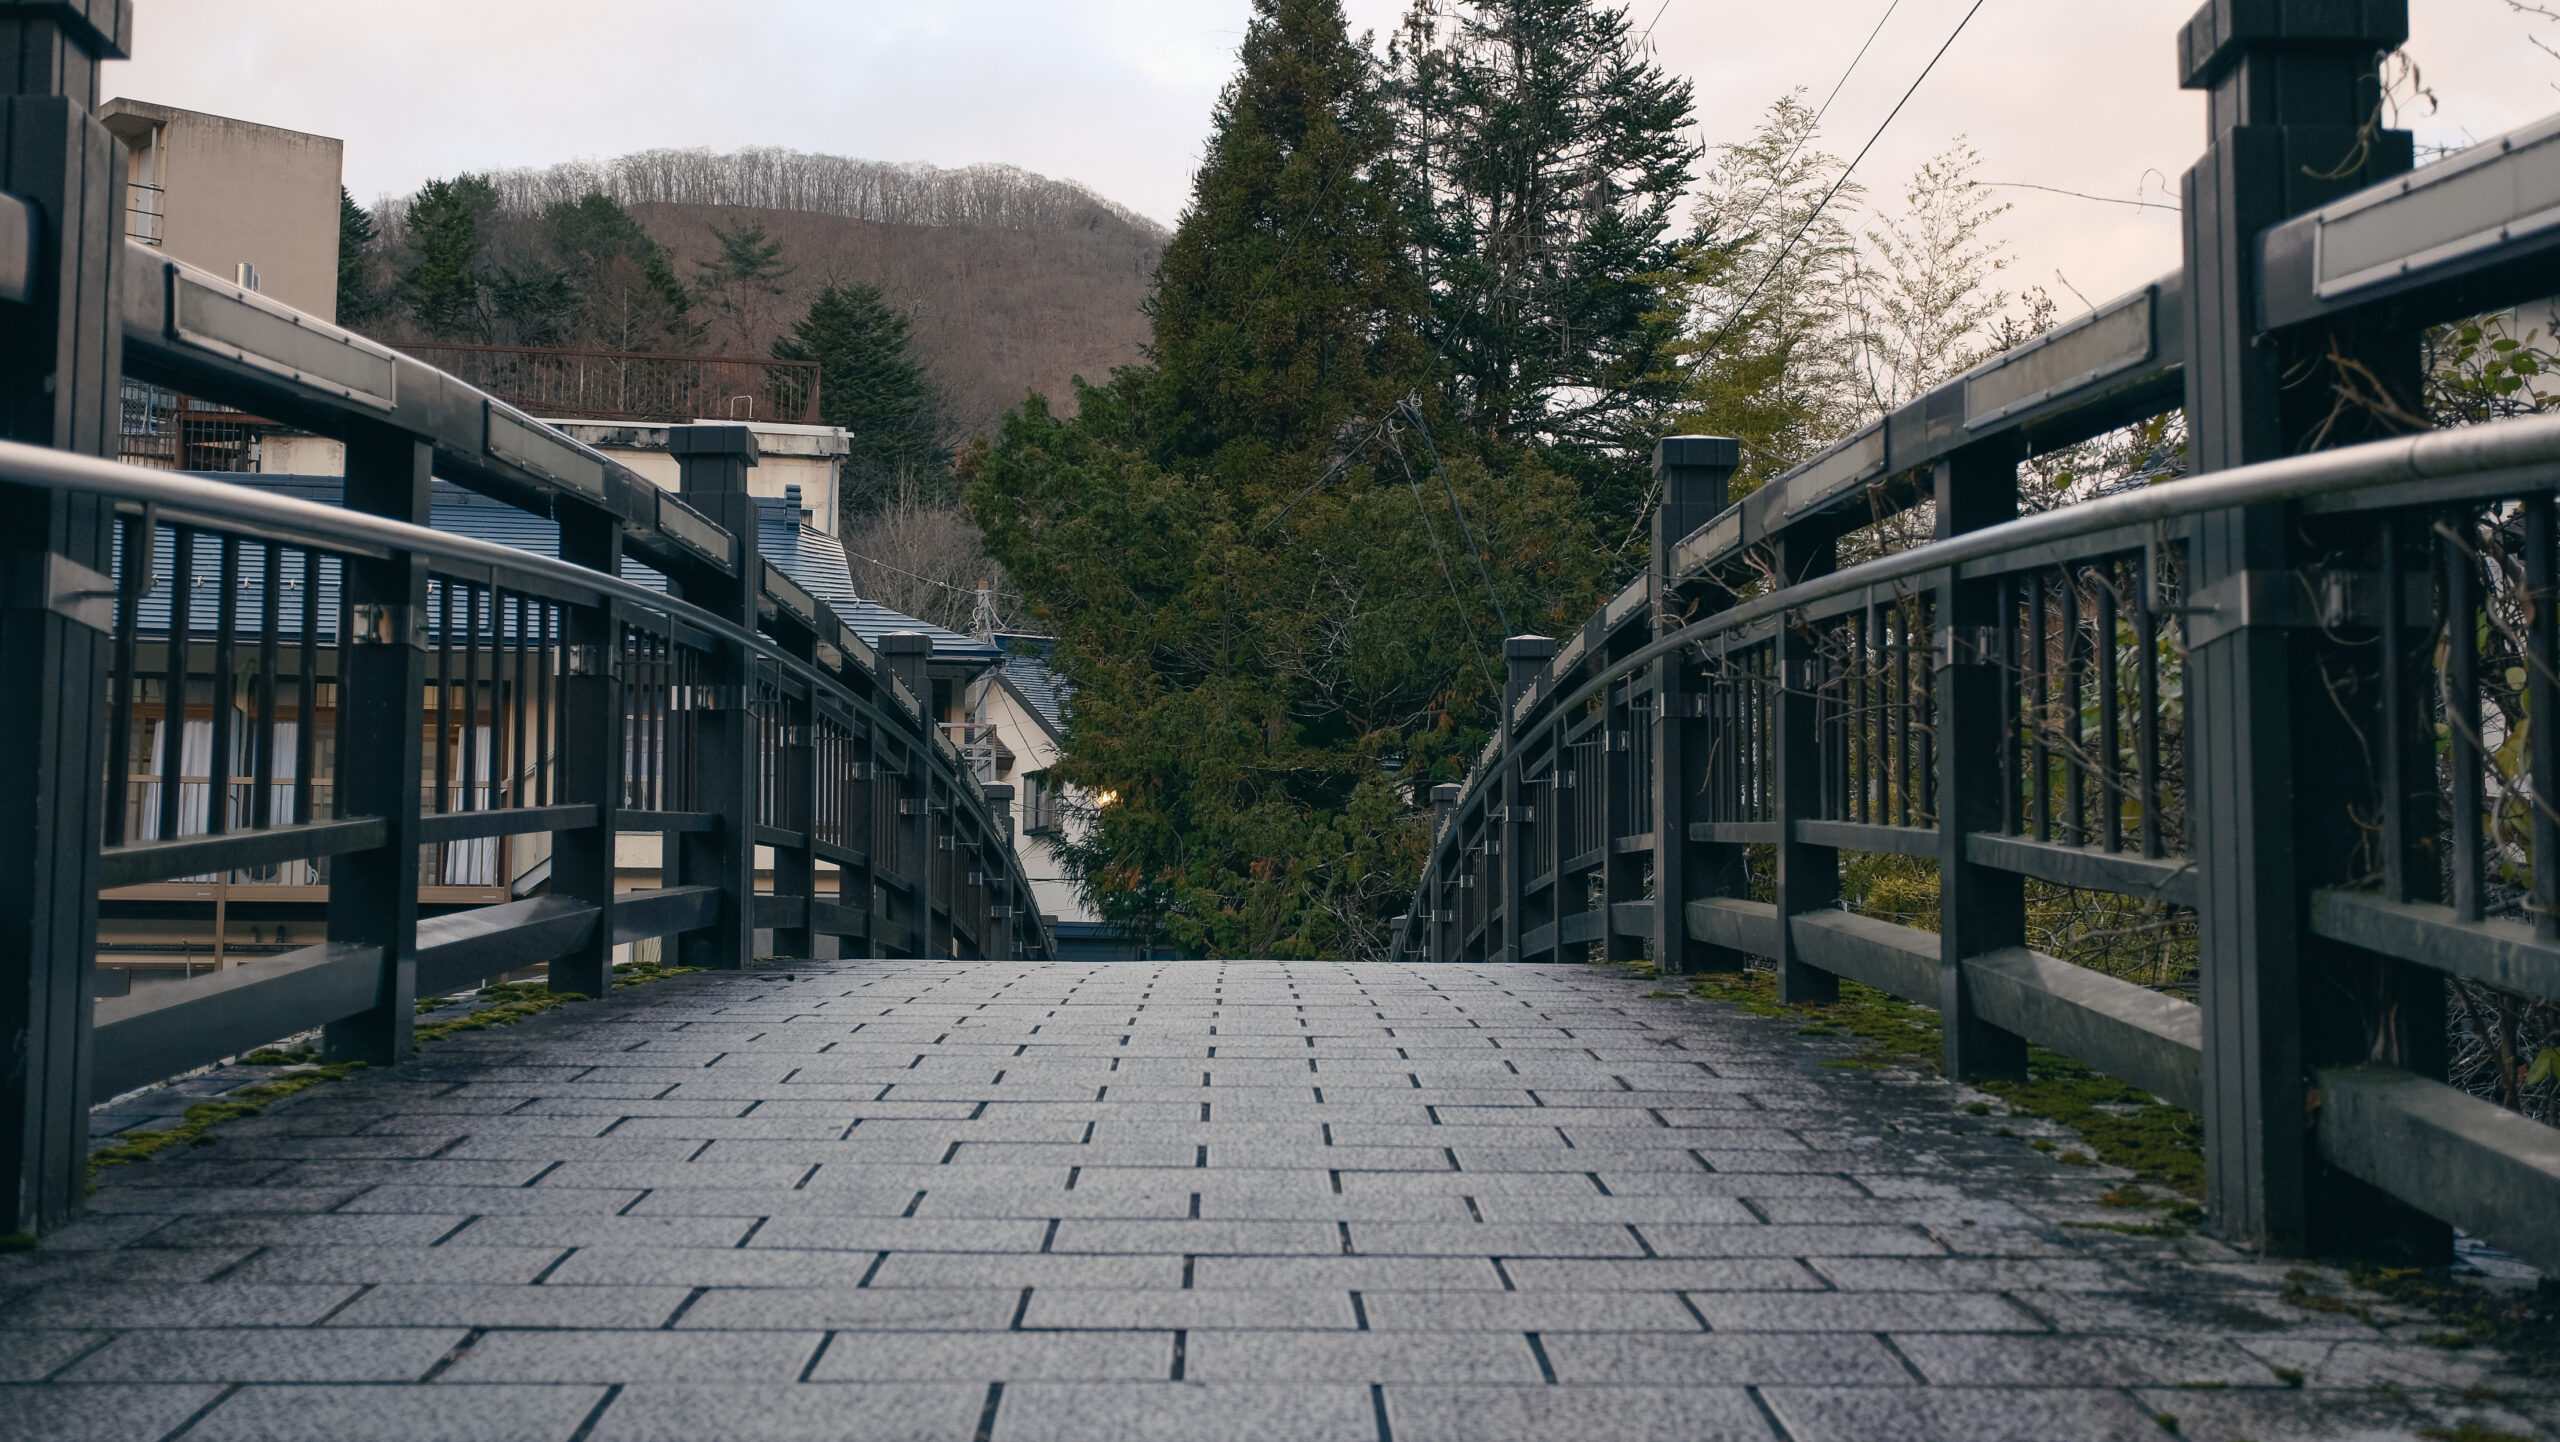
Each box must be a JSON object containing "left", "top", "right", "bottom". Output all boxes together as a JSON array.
[
  {"left": 336, "top": 187, "right": 380, "bottom": 328},
  {"left": 397, "top": 174, "right": 499, "bottom": 339},
  {"left": 970, "top": 0, "right": 1604, "bottom": 959},
  {"left": 774, "top": 282, "right": 952, "bottom": 515},
  {"left": 1386, "top": 1, "right": 1698, "bottom": 541},
  {"left": 1144, "top": 0, "right": 1427, "bottom": 471}
]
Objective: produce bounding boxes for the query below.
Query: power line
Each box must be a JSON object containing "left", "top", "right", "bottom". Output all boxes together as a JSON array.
[
  {"left": 843, "top": 547, "right": 1020, "bottom": 603},
  {"left": 1697, "top": 0, "right": 1990, "bottom": 362},
  {"left": 1970, "top": 180, "right": 2177, "bottom": 211},
  {"left": 1712, "top": 0, "right": 1904, "bottom": 252}
]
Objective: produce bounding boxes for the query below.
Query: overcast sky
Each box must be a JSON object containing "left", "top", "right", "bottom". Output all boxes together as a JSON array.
[{"left": 108, "top": 0, "right": 2554, "bottom": 310}]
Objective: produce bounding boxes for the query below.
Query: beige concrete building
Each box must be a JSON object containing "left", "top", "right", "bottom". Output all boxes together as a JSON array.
[
  {"left": 101, "top": 99, "right": 343, "bottom": 320},
  {"left": 262, "top": 419, "right": 854, "bottom": 541},
  {"left": 550, "top": 420, "right": 851, "bottom": 539}
]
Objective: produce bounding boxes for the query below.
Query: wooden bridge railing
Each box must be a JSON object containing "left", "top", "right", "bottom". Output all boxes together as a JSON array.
[
  {"left": 1398, "top": 3, "right": 2560, "bottom": 1274},
  {"left": 0, "top": 0, "right": 1044, "bottom": 1242}
]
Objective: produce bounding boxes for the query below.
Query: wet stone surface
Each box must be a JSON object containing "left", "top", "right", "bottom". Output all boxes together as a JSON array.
[{"left": 8, "top": 960, "right": 2555, "bottom": 1441}]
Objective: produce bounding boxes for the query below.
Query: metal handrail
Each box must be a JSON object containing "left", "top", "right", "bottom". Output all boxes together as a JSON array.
[
  {"left": 1428, "top": 407, "right": 2560, "bottom": 869},
  {"left": 0, "top": 437, "right": 1047, "bottom": 948},
  {"left": 3, "top": 440, "right": 778, "bottom": 671}
]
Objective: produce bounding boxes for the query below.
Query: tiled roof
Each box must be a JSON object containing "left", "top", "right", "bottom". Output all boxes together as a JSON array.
[
  {"left": 1000, "top": 650, "right": 1072, "bottom": 734},
  {"left": 755, "top": 497, "right": 998, "bottom": 665}
]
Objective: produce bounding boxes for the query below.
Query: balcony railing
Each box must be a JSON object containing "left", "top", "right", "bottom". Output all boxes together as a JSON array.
[{"left": 383, "top": 341, "right": 821, "bottom": 425}]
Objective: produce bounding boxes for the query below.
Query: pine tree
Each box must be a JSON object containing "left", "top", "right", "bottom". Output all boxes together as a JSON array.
[
  {"left": 336, "top": 187, "right": 379, "bottom": 328},
  {"left": 397, "top": 174, "right": 499, "bottom": 339},
  {"left": 1385, "top": 0, "right": 1699, "bottom": 533},
  {"left": 694, "top": 217, "right": 794, "bottom": 352},
  {"left": 970, "top": 0, "right": 1606, "bottom": 958},
  {"left": 773, "top": 282, "right": 952, "bottom": 514}
]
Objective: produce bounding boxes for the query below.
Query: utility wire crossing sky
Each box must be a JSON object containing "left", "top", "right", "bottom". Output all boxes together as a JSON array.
[{"left": 109, "top": 0, "right": 2560, "bottom": 309}]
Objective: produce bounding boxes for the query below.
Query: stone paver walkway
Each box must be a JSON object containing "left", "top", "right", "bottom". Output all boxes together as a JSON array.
[{"left": 7, "top": 961, "right": 2554, "bottom": 1442}]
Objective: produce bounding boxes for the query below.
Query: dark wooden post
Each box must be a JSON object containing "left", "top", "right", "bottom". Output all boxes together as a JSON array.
[
  {"left": 2178, "top": 0, "right": 2445, "bottom": 1261},
  {"left": 1769, "top": 522, "right": 1841, "bottom": 1004},
  {"left": 1499, "top": 635, "right": 1554, "bottom": 963},
  {"left": 983, "top": 783, "right": 1015, "bottom": 960},
  {"left": 671, "top": 425, "right": 761, "bottom": 971},
  {"left": 549, "top": 499, "right": 622, "bottom": 998},
  {"left": 1430, "top": 783, "right": 1460, "bottom": 961},
  {"left": 1602, "top": 636, "right": 1647, "bottom": 965},
  {"left": 0, "top": 0, "right": 132, "bottom": 1237},
  {"left": 323, "top": 422, "right": 431, "bottom": 1066},
  {"left": 1652, "top": 437, "right": 1740, "bottom": 976},
  {"left": 881, "top": 632, "right": 931, "bottom": 959},
  {"left": 765, "top": 615, "right": 817, "bottom": 963},
  {"left": 1934, "top": 442, "right": 2028, "bottom": 1079}
]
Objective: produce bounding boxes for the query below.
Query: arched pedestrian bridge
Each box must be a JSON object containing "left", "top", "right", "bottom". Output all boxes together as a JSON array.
[{"left": 6, "top": 1, "right": 2560, "bottom": 1438}]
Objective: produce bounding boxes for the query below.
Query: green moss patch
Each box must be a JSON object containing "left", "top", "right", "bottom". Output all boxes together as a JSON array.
[
  {"left": 1679, "top": 966, "right": 2206, "bottom": 1196},
  {"left": 2352, "top": 1266, "right": 2560, "bottom": 1380},
  {"left": 91, "top": 959, "right": 708, "bottom": 1181},
  {"left": 88, "top": 1059, "right": 367, "bottom": 1178}
]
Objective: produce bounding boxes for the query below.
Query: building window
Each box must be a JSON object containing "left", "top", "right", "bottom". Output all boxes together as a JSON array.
[{"left": 1022, "top": 770, "right": 1054, "bottom": 835}]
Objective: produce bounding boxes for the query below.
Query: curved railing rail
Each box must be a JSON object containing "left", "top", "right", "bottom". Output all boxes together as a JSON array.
[
  {"left": 15, "top": 428, "right": 1050, "bottom": 1109},
  {"left": 1394, "top": 89, "right": 2560, "bottom": 1277}
]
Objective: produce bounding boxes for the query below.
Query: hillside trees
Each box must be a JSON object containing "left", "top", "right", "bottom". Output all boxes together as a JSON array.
[
  {"left": 694, "top": 217, "right": 796, "bottom": 353},
  {"left": 969, "top": 0, "right": 1606, "bottom": 958},
  {"left": 365, "top": 181, "right": 701, "bottom": 350},
  {"left": 773, "top": 282, "right": 951, "bottom": 514},
  {"left": 1384, "top": 0, "right": 1700, "bottom": 534}
]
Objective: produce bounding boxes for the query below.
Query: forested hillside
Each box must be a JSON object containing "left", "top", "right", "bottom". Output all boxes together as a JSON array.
[
  {"left": 627, "top": 201, "right": 1153, "bottom": 442},
  {"left": 350, "top": 149, "right": 1163, "bottom": 441}
]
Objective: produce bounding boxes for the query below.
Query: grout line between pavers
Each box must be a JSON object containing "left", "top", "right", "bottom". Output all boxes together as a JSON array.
[
  {"left": 152, "top": 1381, "right": 242, "bottom": 1442},
  {"left": 563, "top": 1384, "right": 623, "bottom": 1442},
  {"left": 971, "top": 1382, "right": 1006, "bottom": 1442}
]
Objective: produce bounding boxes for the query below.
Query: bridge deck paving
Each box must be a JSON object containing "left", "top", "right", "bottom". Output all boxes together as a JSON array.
[{"left": 6, "top": 959, "right": 2554, "bottom": 1442}]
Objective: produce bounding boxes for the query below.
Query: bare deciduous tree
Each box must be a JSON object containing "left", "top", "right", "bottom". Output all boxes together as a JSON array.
[{"left": 841, "top": 483, "right": 1015, "bottom": 636}]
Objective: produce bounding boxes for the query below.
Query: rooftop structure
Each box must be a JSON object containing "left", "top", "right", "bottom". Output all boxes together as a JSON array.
[{"left": 100, "top": 98, "right": 342, "bottom": 319}]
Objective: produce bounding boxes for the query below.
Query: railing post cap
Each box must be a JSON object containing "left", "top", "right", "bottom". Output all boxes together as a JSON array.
[
  {"left": 2177, "top": 0, "right": 2405, "bottom": 90},
  {"left": 667, "top": 424, "right": 761, "bottom": 463},
  {"left": 12, "top": 0, "right": 132, "bottom": 60},
  {"left": 1503, "top": 635, "right": 1558, "bottom": 663},
  {"left": 880, "top": 631, "right": 933, "bottom": 656},
  {"left": 1653, "top": 435, "right": 1740, "bottom": 474}
]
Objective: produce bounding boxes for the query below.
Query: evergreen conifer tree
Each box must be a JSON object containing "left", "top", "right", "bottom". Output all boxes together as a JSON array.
[
  {"left": 397, "top": 174, "right": 499, "bottom": 339},
  {"left": 970, "top": 0, "right": 1605, "bottom": 958},
  {"left": 541, "top": 192, "right": 697, "bottom": 351},
  {"left": 694, "top": 217, "right": 794, "bottom": 352},
  {"left": 336, "top": 187, "right": 379, "bottom": 328},
  {"left": 1145, "top": 0, "right": 1428, "bottom": 474},
  {"left": 1385, "top": 0, "right": 1699, "bottom": 538},
  {"left": 774, "top": 282, "right": 952, "bottom": 514}
]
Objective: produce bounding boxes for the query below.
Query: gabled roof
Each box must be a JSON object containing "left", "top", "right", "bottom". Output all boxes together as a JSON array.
[{"left": 999, "top": 650, "right": 1071, "bottom": 734}]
